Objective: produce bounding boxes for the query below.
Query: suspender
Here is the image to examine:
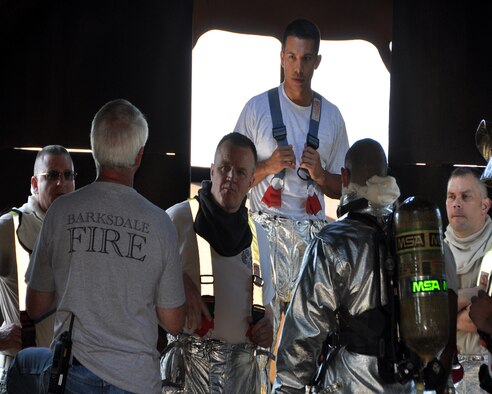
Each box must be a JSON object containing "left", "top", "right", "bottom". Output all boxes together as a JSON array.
[
  {"left": 267, "top": 86, "right": 322, "bottom": 160},
  {"left": 267, "top": 88, "right": 288, "bottom": 148},
  {"left": 248, "top": 215, "right": 264, "bottom": 311},
  {"left": 188, "top": 199, "right": 264, "bottom": 307},
  {"left": 189, "top": 199, "right": 214, "bottom": 297},
  {"left": 10, "top": 210, "right": 29, "bottom": 311},
  {"left": 266, "top": 87, "right": 323, "bottom": 214}
]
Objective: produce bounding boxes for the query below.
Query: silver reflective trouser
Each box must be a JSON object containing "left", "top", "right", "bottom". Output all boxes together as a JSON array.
[
  {"left": 161, "top": 335, "right": 267, "bottom": 394},
  {"left": 252, "top": 212, "right": 325, "bottom": 340},
  {"left": 0, "top": 355, "right": 13, "bottom": 394}
]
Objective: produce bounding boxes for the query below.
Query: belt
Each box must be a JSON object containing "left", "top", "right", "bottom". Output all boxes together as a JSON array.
[
  {"left": 458, "top": 354, "right": 487, "bottom": 363},
  {"left": 174, "top": 334, "right": 258, "bottom": 355},
  {"left": 255, "top": 211, "right": 324, "bottom": 225}
]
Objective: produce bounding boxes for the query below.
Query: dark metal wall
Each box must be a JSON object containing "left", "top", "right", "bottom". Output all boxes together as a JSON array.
[
  {"left": 0, "top": 0, "right": 192, "bottom": 211},
  {"left": 1, "top": 0, "right": 491, "bottom": 223},
  {"left": 390, "top": 1, "right": 492, "bottom": 222}
]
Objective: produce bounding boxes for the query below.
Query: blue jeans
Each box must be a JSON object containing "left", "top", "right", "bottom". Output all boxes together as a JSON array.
[
  {"left": 7, "top": 348, "right": 136, "bottom": 394},
  {"left": 7, "top": 347, "right": 51, "bottom": 394},
  {"left": 65, "top": 360, "right": 135, "bottom": 394}
]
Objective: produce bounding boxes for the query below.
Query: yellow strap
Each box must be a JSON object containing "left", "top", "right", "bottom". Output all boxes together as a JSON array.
[
  {"left": 11, "top": 211, "right": 29, "bottom": 311},
  {"left": 189, "top": 199, "right": 214, "bottom": 297},
  {"left": 249, "top": 216, "right": 264, "bottom": 307}
]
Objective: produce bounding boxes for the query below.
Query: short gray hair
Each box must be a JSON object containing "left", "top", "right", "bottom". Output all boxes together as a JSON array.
[
  {"left": 90, "top": 99, "right": 148, "bottom": 168},
  {"left": 33, "top": 145, "right": 72, "bottom": 175},
  {"left": 448, "top": 167, "right": 488, "bottom": 199}
]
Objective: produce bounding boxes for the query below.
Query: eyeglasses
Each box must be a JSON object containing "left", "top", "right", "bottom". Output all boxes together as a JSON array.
[{"left": 36, "top": 170, "right": 77, "bottom": 182}]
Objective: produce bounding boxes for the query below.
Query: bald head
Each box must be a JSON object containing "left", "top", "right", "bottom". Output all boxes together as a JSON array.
[{"left": 343, "top": 138, "right": 387, "bottom": 186}]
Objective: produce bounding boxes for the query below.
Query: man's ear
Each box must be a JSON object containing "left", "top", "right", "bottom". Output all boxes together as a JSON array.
[
  {"left": 249, "top": 175, "right": 255, "bottom": 189},
  {"left": 483, "top": 197, "right": 491, "bottom": 214},
  {"left": 134, "top": 147, "right": 144, "bottom": 168},
  {"left": 31, "top": 175, "right": 39, "bottom": 195},
  {"left": 341, "top": 167, "right": 350, "bottom": 187},
  {"left": 210, "top": 163, "right": 215, "bottom": 179},
  {"left": 315, "top": 54, "right": 322, "bottom": 70}
]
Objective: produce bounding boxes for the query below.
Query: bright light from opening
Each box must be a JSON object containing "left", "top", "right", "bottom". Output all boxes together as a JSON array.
[
  {"left": 453, "top": 164, "right": 486, "bottom": 168},
  {"left": 191, "top": 30, "right": 390, "bottom": 168},
  {"left": 14, "top": 147, "right": 92, "bottom": 153}
]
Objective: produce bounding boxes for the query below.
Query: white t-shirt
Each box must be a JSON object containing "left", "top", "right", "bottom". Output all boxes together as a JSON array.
[
  {"left": 234, "top": 84, "right": 349, "bottom": 220},
  {"left": 166, "top": 200, "right": 275, "bottom": 344}
]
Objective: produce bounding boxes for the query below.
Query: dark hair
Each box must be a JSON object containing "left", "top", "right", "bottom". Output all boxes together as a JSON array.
[
  {"left": 344, "top": 138, "right": 387, "bottom": 185},
  {"left": 282, "top": 18, "right": 321, "bottom": 54},
  {"left": 216, "top": 133, "right": 257, "bottom": 163}
]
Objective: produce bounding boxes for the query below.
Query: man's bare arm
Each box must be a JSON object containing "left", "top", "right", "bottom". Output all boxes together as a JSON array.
[
  {"left": 156, "top": 303, "right": 186, "bottom": 336},
  {"left": 26, "top": 286, "right": 56, "bottom": 321}
]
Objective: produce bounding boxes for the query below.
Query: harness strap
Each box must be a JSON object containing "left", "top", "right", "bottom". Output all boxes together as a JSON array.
[
  {"left": 248, "top": 216, "right": 264, "bottom": 310},
  {"left": 266, "top": 87, "right": 323, "bottom": 214},
  {"left": 10, "top": 210, "right": 29, "bottom": 311},
  {"left": 267, "top": 88, "right": 288, "bottom": 148},
  {"left": 267, "top": 88, "right": 288, "bottom": 184}
]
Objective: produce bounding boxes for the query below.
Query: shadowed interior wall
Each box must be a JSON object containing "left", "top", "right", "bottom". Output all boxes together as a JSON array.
[
  {"left": 1, "top": 0, "right": 491, "bottom": 225},
  {"left": 0, "top": 0, "right": 192, "bottom": 212},
  {"left": 390, "top": 1, "right": 492, "bottom": 223}
]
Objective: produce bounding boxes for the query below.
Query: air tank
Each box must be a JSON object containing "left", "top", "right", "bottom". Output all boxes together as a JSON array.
[{"left": 394, "top": 196, "right": 449, "bottom": 363}]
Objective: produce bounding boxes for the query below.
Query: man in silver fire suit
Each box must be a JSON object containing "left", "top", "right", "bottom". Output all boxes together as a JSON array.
[
  {"left": 161, "top": 132, "right": 275, "bottom": 393},
  {"left": 272, "top": 138, "right": 458, "bottom": 393}
]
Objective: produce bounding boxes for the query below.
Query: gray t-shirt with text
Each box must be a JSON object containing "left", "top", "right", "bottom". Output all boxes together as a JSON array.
[{"left": 29, "top": 182, "right": 185, "bottom": 394}]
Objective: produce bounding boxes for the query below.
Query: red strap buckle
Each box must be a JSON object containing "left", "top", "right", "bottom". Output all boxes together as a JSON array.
[
  {"left": 306, "top": 194, "right": 322, "bottom": 215},
  {"left": 261, "top": 185, "right": 282, "bottom": 208}
]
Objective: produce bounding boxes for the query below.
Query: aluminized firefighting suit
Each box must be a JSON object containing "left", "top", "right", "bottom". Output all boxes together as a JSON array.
[
  {"left": 161, "top": 334, "right": 268, "bottom": 394},
  {"left": 252, "top": 212, "right": 325, "bottom": 340},
  {"left": 272, "top": 200, "right": 414, "bottom": 394}
]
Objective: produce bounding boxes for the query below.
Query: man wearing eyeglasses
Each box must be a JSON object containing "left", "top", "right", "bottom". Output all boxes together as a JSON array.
[{"left": 0, "top": 145, "right": 75, "bottom": 382}]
